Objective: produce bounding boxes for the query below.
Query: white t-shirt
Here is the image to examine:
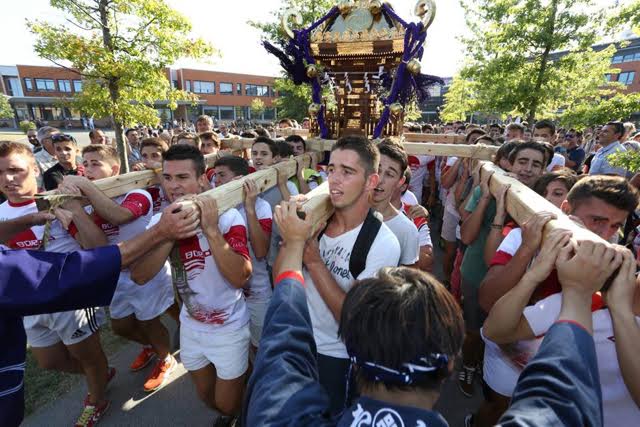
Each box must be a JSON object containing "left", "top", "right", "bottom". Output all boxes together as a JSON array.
[
  {"left": 260, "top": 180, "right": 299, "bottom": 211},
  {"left": 443, "top": 157, "right": 463, "bottom": 218},
  {"left": 147, "top": 185, "right": 170, "bottom": 214},
  {"left": 547, "top": 152, "right": 566, "bottom": 171},
  {"left": 150, "top": 208, "right": 250, "bottom": 332},
  {"left": 400, "top": 190, "right": 418, "bottom": 206},
  {"left": 401, "top": 202, "right": 433, "bottom": 248},
  {"left": 304, "top": 221, "right": 401, "bottom": 358},
  {"left": 0, "top": 200, "right": 79, "bottom": 252},
  {"left": 385, "top": 213, "right": 420, "bottom": 265},
  {"left": 407, "top": 155, "right": 435, "bottom": 203},
  {"left": 524, "top": 293, "right": 640, "bottom": 426},
  {"left": 237, "top": 197, "right": 273, "bottom": 303}
]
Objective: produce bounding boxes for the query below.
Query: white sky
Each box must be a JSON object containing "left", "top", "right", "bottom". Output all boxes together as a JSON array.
[{"left": 0, "top": 0, "right": 632, "bottom": 78}]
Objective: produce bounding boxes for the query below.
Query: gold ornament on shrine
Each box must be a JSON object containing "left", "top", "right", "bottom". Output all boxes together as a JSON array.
[
  {"left": 308, "top": 103, "right": 322, "bottom": 116},
  {"left": 389, "top": 102, "right": 404, "bottom": 116},
  {"left": 306, "top": 64, "right": 320, "bottom": 79},
  {"left": 369, "top": 0, "right": 383, "bottom": 15},
  {"left": 407, "top": 58, "right": 422, "bottom": 75}
]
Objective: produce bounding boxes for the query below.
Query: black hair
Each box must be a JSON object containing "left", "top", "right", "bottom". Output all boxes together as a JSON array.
[
  {"left": 568, "top": 175, "right": 639, "bottom": 214},
  {"left": 276, "top": 141, "right": 294, "bottom": 158},
  {"left": 378, "top": 141, "right": 409, "bottom": 175},
  {"left": 252, "top": 136, "right": 277, "bottom": 156},
  {"left": 339, "top": 267, "right": 464, "bottom": 393},
  {"left": 163, "top": 144, "right": 205, "bottom": 176},
  {"left": 285, "top": 134, "right": 306, "bottom": 150},
  {"left": 534, "top": 119, "right": 556, "bottom": 135},
  {"left": 214, "top": 155, "right": 250, "bottom": 177},
  {"left": 508, "top": 140, "right": 550, "bottom": 166},
  {"left": 606, "top": 121, "right": 625, "bottom": 139}
]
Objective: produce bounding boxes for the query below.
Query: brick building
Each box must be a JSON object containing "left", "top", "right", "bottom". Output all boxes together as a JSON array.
[{"left": 0, "top": 64, "right": 279, "bottom": 128}]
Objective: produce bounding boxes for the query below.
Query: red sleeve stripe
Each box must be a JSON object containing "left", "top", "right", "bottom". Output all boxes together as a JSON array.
[
  {"left": 275, "top": 271, "right": 305, "bottom": 287},
  {"left": 489, "top": 250, "right": 513, "bottom": 267},
  {"left": 120, "top": 193, "right": 152, "bottom": 218},
  {"left": 68, "top": 221, "right": 79, "bottom": 238},
  {"left": 258, "top": 218, "right": 273, "bottom": 234},
  {"left": 224, "top": 225, "right": 251, "bottom": 260}
]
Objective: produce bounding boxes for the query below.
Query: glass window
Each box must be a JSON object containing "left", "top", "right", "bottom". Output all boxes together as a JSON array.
[
  {"left": 35, "top": 79, "right": 55, "bottom": 91},
  {"left": 619, "top": 71, "right": 636, "bottom": 85},
  {"left": 624, "top": 54, "right": 635, "bottom": 62},
  {"left": 185, "top": 80, "right": 191, "bottom": 92},
  {"left": 263, "top": 107, "right": 276, "bottom": 120},
  {"left": 219, "top": 106, "right": 234, "bottom": 120},
  {"left": 236, "top": 83, "right": 242, "bottom": 95},
  {"left": 612, "top": 55, "right": 623, "bottom": 64},
  {"left": 220, "top": 82, "right": 233, "bottom": 95},
  {"left": 203, "top": 106, "right": 219, "bottom": 120},
  {"left": 246, "top": 84, "right": 269, "bottom": 97},
  {"left": 193, "top": 81, "right": 215, "bottom": 94},
  {"left": 24, "top": 78, "right": 33, "bottom": 91},
  {"left": 73, "top": 80, "right": 83, "bottom": 92},
  {"left": 635, "top": 53, "right": 640, "bottom": 61},
  {"left": 58, "top": 80, "right": 72, "bottom": 93},
  {"left": 605, "top": 74, "right": 611, "bottom": 82}
]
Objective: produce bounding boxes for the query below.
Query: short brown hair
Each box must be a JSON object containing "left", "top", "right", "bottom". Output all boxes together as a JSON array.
[
  {"left": 176, "top": 132, "right": 201, "bottom": 149},
  {"left": 199, "top": 131, "right": 220, "bottom": 148},
  {"left": 331, "top": 136, "right": 380, "bottom": 176},
  {"left": 533, "top": 170, "right": 578, "bottom": 197},
  {"left": 140, "top": 137, "right": 168, "bottom": 154},
  {"left": 378, "top": 140, "right": 408, "bottom": 174},
  {"left": 0, "top": 141, "right": 35, "bottom": 160},
  {"left": 567, "top": 175, "right": 639, "bottom": 214},
  {"left": 196, "top": 115, "right": 213, "bottom": 126},
  {"left": 82, "top": 145, "right": 120, "bottom": 166}
]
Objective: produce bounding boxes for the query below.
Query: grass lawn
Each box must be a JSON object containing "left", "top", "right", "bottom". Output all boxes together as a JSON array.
[
  {"left": 0, "top": 132, "right": 27, "bottom": 142},
  {"left": 23, "top": 318, "right": 127, "bottom": 416}
]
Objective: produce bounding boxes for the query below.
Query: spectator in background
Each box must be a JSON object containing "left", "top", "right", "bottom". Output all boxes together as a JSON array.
[
  {"left": 34, "top": 126, "right": 61, "bottom": 188},
  {"left": 43, "top": 134, "right": 84, "bottom": 191},
  {"left": 26, "top": 129, "right": 40, "bottom": 151},
  {"left": 196, "top": 115, "right": 214, "bottom": 133},
  {"left": 200, "top": 132, "right": 220, "bottom": 156},
  {"left": 563, "top": 129, "right": 586, "bottom": 172},
  {"left": 89, "top": 129, "right": 107, "bottom": 145},
  {"left": 505, "top": 123, "right": 525, "bottom": 142},
  {"left": 589, "top": 121, "right": 627, "bottom": 177},
  {"left": 533, "top": 120, "right": 565, "bottom": 171},
  {"left": 175, "top": 133, "right": 201, "bottom": 151},
  {"left": 125, "top": 128, "right": 144, "bottom": 169},
  {"left": 301, "top": 117, "right": 311, "bottom": 130}
]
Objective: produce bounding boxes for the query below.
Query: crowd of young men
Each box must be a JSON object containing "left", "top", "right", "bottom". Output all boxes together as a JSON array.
[{"left": 1, "top": 115, "right": 639, "bottom": 427}]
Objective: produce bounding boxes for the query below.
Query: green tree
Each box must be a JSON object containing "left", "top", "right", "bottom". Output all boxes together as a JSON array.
[
  {"left": 31, "top": 0, "right": 213, "bottom": 172},
  {"left": 249, "top": 0, "right": 334, "bottom": 121},
  {"left": 250, "top": 98, "right": 266, "bottom": 118},
  {"left": 440, "top": 75, "right": 479, "bottom": 122},
  {"left": 460, "top": 0, "right": 616, "bottom": 122},
  {"left": 0, "top": 95, "right": 12, "bottom": 120}
]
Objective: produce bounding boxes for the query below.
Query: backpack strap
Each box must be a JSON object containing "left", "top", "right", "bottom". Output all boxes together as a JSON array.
[{"left": 349, "top": 209, "right": 382, "bottom": 279}]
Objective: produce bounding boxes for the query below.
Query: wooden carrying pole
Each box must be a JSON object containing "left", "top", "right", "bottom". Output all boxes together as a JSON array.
[
  {"left": 35, "top": 153, "right": 223, "bottom": 211},
  {"left": 175, "top": 153, "right": 321, "bottom": 213}
]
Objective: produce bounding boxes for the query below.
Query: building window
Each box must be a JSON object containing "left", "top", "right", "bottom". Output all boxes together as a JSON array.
[
  {"left": 236, "top": 83, "right": 242, "bottom": 95},
  {"left": 605, "top": 73, "right": 611, "bottom": 82},
  {"left": 219, "top": 106, "right": 234, "bottom": 120},
  {"left": 219, "top": 82, "right": 233, "bottom": 95},
  {"left": 623, "top": 54, "right": 635, "bottom": 62},
  {"left": 263, "top": 107, "right": 276, "bottom": 120},
  {"left": 619, "top": 71, "right": 636, "bottom": 85},
  {"left": 24, "top": 78, "right": 33, "bottom": 91},
  {"left": 193, "top": 81, "right": 215, "bottom": 94},
  {"left": 246, "top": 84, "right": 269, "bottom": 97},
  {"left": 185, "top": 80, "right": 191, "bottom": 92},
  {"left": 73, "top": 80, "right": 83, "bottom": 92},
  {"left": 58, "top": 80, "right": 72, "bottom": 93},
  {"left": 612, "top": 55, "right": 623, "bottom": 64},
  {"left": 35, "top": 78, "right": 56, "bottom": 91}
]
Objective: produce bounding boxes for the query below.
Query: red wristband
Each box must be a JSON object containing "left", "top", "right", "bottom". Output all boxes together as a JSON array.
[{"left": 275, "top": 271, "right": 305, "bottom": 287}]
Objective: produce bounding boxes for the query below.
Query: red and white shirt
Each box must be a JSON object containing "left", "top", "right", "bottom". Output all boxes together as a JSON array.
[
  {"left": 407, "top": 155, "right": 435, "bottom": 203},
  {"left": 0, "top": 200, "right": 81, "bottom": 252},
  {"left": 525, "top": 293, "right": 640, "bottom": 426},
  {"left": 237, "top": 197, "right": 273, "bottom": 303},
  {"left": 490, "top": 228, "right": 561, "bottom": 301},
  {"left": 147, "top": 185, "right": 170, "bottom": 214},
  {"left": 150, "top": 208, "right": 250, "bottom": 332},
  {"left": 85, "top": 190, "right": 153, "bottom": 245},
  {"left": 401, "top": 202, "right": 432, "bottom": 248}
]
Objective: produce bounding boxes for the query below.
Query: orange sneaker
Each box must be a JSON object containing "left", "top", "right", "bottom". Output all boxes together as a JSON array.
[
  {"left": 143, "top": 355, "right": 177, "bottom": 392},
  {"left": 130, "top": 347, "right": 156, "bottom": 372},
  {"left": 74, "top": 399, "right": 110, "bottom": 427}
]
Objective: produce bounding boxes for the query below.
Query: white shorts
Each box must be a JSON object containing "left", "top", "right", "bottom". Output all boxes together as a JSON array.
[
  {"left": 180, "top": 323, "right": 250, "bottom": 380},
  {"left": 441, "top": 209, "right": 460, "bottom": 243},
  {"left": 247, "top": 298, "right": 270, "bottom": 347},
  {"left": 481, "top": 330, "right": 520, "bottom": 397},
  {"left": 24, "top": 308, "right": 106, "bottom": 348},
  {"left": 109, "top": 272, "right": 174, "bottom": 321}
]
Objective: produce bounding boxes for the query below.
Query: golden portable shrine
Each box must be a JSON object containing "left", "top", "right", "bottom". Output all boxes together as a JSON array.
[{"left": 264, "top": 0, "right": 441, "bottom": 140}]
